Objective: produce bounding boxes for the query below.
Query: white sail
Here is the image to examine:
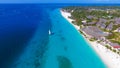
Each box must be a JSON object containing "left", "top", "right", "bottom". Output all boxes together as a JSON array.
[{"left": 49, "top": 30, "right": 51, "bottom": 35}]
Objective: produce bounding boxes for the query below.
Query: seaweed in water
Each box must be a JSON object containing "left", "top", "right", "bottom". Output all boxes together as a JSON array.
[
  {"left": 64, "top": 46, "right": 68, "bottom": 51},
  {"left": 57, "top": 56, "right": 73, "bottom": 68},
  {"left": 34, "top": 39, "right": 49, "bottom": 68},
  {"left": 60, "top": 36, "right": 66, "bottom": 41},
  {"left": 34, "top": 58, "right": 41, "bottom": 68}
]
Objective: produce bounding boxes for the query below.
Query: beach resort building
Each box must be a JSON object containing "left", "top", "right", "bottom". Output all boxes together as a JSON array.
[
  {"left": 116, "top": 27, "right": 120, "bottom": 32},
  {"left": 106, "top": 23, "right": 113, "bottom": 31},
  {"left": 82, "top": 26, "right": 108, "bottom": 39},
  {"left": 115, "top": 18, "right": 120, "bottom": 25}
]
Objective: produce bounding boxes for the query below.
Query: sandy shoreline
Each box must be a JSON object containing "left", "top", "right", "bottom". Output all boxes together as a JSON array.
[{"left": 60, "top": 10, "right": 120, "bottom": 68}]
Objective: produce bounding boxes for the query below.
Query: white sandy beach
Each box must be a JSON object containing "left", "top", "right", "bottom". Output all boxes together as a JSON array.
[
  {"left": 60, "top": 10, "right": 80, "bottom": 30},
  {"left": 61, "top": 10, "right": 120, "bottom": 68}
]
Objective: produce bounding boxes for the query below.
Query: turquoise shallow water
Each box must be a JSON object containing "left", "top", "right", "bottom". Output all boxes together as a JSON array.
[{"left": 44, "top": 9, "right": 106, "bottom": 68}]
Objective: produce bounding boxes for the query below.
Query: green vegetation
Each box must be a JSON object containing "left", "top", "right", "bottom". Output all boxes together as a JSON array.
[
  {"left": 117, "top": 52, "right": 120, "bottom": 54},
  {"left": 113, "top": 49, "right": 116, "bottom": 52},
  {"left": 97, "top": 40, "right": 101, "bottom": 43},
  {"left": 79, "top": 30, "right": 84, "bottom": 34},
  {"left": 105, "top": 22, "right": 111, "bottom": 26},
  {"left": 106, "top": 32, "right": 120, "bottom": 44},
  {"left": 112, "top": 24, "right": 120, "bottom": 31},
  {"left": 105, "top": 45, "right": 112, "bottom": 50},
  {"left": 104, "top": 45, "right": 120, "bottom": 54},
  {"left": 67, "top": 8, "right": 112, "bottom": 26},
  {"left": 89, "top": 38, "right": 97, "bottom": 42},
  {"left": 63, "top": 6, "right": 120, "bottom": 26}
]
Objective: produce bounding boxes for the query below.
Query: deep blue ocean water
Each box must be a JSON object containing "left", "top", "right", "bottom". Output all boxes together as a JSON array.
[
  {"left": 0, "top": 4, "right": 50, "bottom": 68},
  {"left": 0, "top": 4, "right": 113, "bottom": 68}
]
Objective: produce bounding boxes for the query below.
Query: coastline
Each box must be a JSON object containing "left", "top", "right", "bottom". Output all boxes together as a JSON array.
[{"left": 60, "top": 9, "right": 120, "bottom": 68}]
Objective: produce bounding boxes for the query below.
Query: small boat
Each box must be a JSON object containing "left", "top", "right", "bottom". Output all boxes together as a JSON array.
[
  {"left": 49, "top": 30, "right": 54, "bottom": 35},
  {"left": 49, "top": 30, "right": 51, "bottom": 35}
]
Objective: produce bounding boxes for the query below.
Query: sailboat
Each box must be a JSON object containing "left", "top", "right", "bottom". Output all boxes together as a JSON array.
[
  {"left": 49, "top": 30, "right": 51, "bottom": 35},
  {"left": 49, "top": 30, "right": 54, "bottom": 35}
]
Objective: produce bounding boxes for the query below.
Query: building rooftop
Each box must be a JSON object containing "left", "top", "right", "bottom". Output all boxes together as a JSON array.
[
  {"left": 117, "top": 27, "right": 120, "bottom": 32},
  {"left": 106, "top": 23, "right": 113, "bottom": 30},
  {"left": 115, "top": 18, "right": 120, "bottom": 24},
  {"left": 109, "top": 42, "right": 119, "bottom": 46},
  {"left": 100, "top": 23, "right": 106, "bottom": 29},
  {"left": 82, "top": 26, "right": 108, "bottom": 39},
  {"left": 113, "top": 45, "right": 120, "bottom": 48},
  {"left": 87, "top": 22, "right": 96, "bottom": 25},
  {"left": 87, "top": 15, "right": 94, "bottom": 19},
  {"left": 96, "top": 22, "right": 102, "bottom": 27},
  {"left": 99, "top": 18, "right": 107, "bottom": 23}
]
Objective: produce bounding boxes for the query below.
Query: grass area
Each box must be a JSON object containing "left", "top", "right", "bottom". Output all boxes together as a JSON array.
[
  {"left": 112, "top": 24, "right": 120, "bottom": 31},
  {"left": 106, "top": 32, "right": 120, "bottom": 44},
  {"left": 105, "top": 22, "right": 111, "bottom": 26}
]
